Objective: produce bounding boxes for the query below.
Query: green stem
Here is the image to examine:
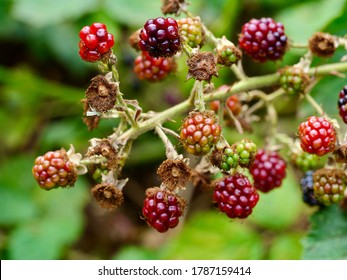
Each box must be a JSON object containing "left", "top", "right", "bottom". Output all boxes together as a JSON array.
[
  {"left": 113, "top": 61, "right": 347, "bottom": 143},
  {"left": 290, "top": 42, "right": 308, "bottom": 49},
  {"left": 305, "top": 93, "right": 325, "bottom": 115},
  {"left": 109, "top": 63, "right": 138, "bottom": 128},
  {"left": 231, "top": 64, "right": 247, "bottom": 80},
  {"left": 194, "top": 80, "right": 205, "bottom": 112},
  {"left": 201, "top": 23, "right": 219, "bottom": 46}
]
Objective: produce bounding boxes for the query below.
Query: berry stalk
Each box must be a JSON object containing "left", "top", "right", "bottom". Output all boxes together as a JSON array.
[{"left": 113, "top": 61, "right": 347, "bottom": 144}]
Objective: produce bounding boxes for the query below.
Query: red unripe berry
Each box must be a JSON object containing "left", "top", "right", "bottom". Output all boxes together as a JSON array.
[
  {"left": 134, "top": 51, "right": 174, "bottom": 82},
  {"left": 142, "top": 187, "right": 185, "bottom": 233},
  {"left": 250, "top": 149, "right": 286, "bottom": 193},
  {"left": 32, "top": 149, "right": 77, "bottom": 190},
  {"left": 78, "top": 22, "right": 114, "bottom": 62},
  {"left": 298, "top": 116, "right": 336, "bottom": 156},
  {"left": 180, "top": 111, "right": 221, "bottom": 156}
]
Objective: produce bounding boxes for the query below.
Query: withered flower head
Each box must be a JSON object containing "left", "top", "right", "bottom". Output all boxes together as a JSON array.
[
  {"left": 333, "top": 143, "right": 347, "bottom": 163},
  {"left": 81, "top": 98, "right": 100, "bottom": 131},
  {"left": 85, "top": 75, "right": 118, "bottom": 112},
  {"left": 87, "top": 139, "right": 119, "bottom": 171},
  {"left": 161, "top": 0, "right": 186, "bottom": 16},
  {"left": 157, "top": 158, "right": 191, "bottom": 191},
  {"left": 91, "top": 183, "right": 124, "bottom": 209},
  {"left": 187, "top": 51, "right": 218, "bottom": 83},
  {"left": 308, "top": 32, "right": 336, "bottom": 58}
]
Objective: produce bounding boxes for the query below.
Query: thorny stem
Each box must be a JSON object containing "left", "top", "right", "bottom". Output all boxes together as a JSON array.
[
  {"left": 305, "top": 93, "right": 325, "bottom": 116},
  {"left": 110, "top": 61, "right": 347, "bottom": 145},
  {"left": 116, "top": 139, "right": 134, "bottom": 176},
  {"left": 194, "top": 80, "right": 205, "bottom": 112},
  {"left": 290, "top": 42, "right": 308, "bottom": 49},
  {"left": 108, "top": 61, "right": 138, "bottom": 128},
  {"left": 201, "top": 22, "right": 219, "bottom": 46},
  {"left": 231, "top": 63, "right": 247, "bottom": 80},
  {"left": 155, "top": 126, "right": 179, "bottom": 159}
]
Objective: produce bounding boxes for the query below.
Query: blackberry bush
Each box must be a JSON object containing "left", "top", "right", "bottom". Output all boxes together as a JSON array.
[{"left": 28, "top": 0, "right": 347, "bottom": 253}]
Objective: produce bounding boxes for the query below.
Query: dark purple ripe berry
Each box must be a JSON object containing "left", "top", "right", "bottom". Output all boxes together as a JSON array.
[
  {"left": 213, "top": 173, "right": 259, "bottom": 219},
  {"left": 139, "top": 17, "right": 181, "bottom": 58},
  {"left": 338, "top": 86, "right": 347, "bottom": 124},
  {"left": 238, "top": 17, "right": 288, "bottom": 62}
]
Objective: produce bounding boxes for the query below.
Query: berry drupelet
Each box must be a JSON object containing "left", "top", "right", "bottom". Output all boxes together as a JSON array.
[
  {"left": 139, "top": 17, "right": 181, "bottom": 58},
  {"left": 298, "top": 116, "right": 336, "bottom": 156},
  {"left": 238, "top": 17, "right": 288, "bottom": 62},
  {"left": 142, "top": 187, "right": 185, "bottom": 233},
  {"left": 338, "top": 86, "right": 347, "bottom": 124},
  {"left": 79, "top": 23, "right": 114, "bottom": 62},
  {"left": 32, "top": 149, "right": 77, "bottom": 190},
  {"left": 213, "top": 173, "right": 259, "bottom": 219},
  {"left": 250, "top": 149, "right": 286, "bottom": 193},
  {"left": 134, "top": 51, "right": 175, "bottom": 82}
]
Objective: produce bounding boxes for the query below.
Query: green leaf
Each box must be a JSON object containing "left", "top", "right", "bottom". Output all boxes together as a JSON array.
[
  {"left": 276, "top": 0, "right": 346, "bottom": 42},
  {"left": 115, "top": 246, "right": 159, "bottom": 260},
  {"left": 0, "top": 187, "right": 38, "bottom": 226},
  {"left": 11, "top": 0, "right": 99, "bottom": 27},
  {"left": 268, "top": 233, "right": 303, "bottom": 260},
  {"left": 8, "top": 179, "right": 89, "bottom": 259},
  {"left": 302, "top": 205, "right": 347, "bottom": 260},
  {"left": 160, "top": 211, "right": 264, "bottom": 260},
  {"left": 249, "top": 168, "right": 303, "bottom": 230}
]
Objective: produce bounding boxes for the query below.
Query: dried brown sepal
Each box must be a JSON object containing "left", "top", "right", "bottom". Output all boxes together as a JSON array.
[
  {"left": 85, "top": 75, "right": 118, "bottom": 112},
  {"left": 100, "top": 50, "right": 114, "bottom": 64},
  {"left": 187, "top": 51, "right": 218, "bottom": 83},
  {"left": 190, "top": 169, "right": 214, "bottom": 191},
  {"left": 308, "top": 32, "right": 336, "bottom": 58},
  {"left": 157, "top": 158, "right": 191, "bottom": 191},
  {"left": 161, "top": 0, "right": 185, "bottom": 16},
  {"left": 81, "top": 98, "right": 100, "bottom": 131},
  {"left": 333, "top": 143, "right": 347, "bottom": 163},
  {"left": 87, "top": 139, "right": 119, "bottom": 171},
  {"left": 145, "top": 187, "right": 187, "bottom": 211},
  {"left": 340, "top": 195, "right": 347, "bottom": 213},
  {"left": 91, "top": 183, "right": 124, "bottom": 209},
  {"left": 128, "top": 29, "right": 141, "bottom": 51},
  {"left": 210, "top": 148, "right": 224, "bottom": 169}
]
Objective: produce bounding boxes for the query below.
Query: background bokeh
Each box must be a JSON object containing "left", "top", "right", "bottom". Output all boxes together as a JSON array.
[{"left": 1, "top": 0, "right": 347, "bottom": 260}]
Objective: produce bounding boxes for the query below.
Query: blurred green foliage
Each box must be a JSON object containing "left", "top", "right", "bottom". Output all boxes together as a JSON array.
[{"left": 1, "top": 0, "right": 347, "bottom": 260}]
